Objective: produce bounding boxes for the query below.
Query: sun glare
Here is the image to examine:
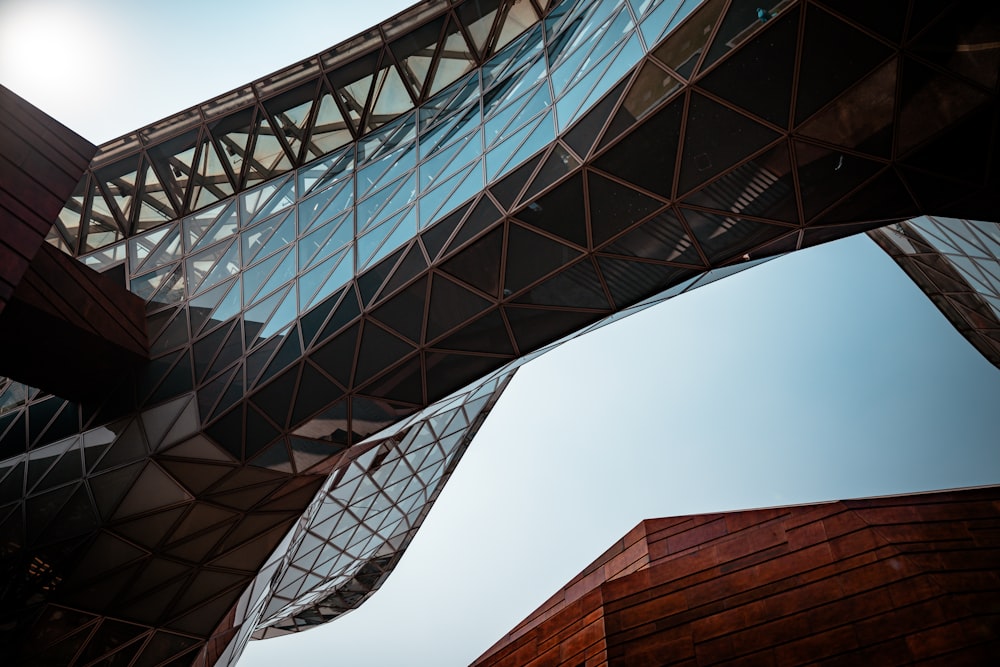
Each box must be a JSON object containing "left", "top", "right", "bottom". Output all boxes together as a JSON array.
[{"left": 0, "top": 1, "right": 110, "bottom": 124}]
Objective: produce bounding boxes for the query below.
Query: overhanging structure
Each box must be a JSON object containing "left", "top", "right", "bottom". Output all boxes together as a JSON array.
[{"left": 0, "top": 0, "right": 998, "bottom": 665}]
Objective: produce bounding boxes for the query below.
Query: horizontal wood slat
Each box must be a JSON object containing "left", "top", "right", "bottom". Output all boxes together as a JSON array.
[{"left": 474, "top": 487, "right": 1000, "bottom": 667}]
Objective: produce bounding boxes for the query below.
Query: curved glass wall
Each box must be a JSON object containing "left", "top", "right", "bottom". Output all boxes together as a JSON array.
[{"left": 74, "top": 0, "right": 715, "bottom": 353}]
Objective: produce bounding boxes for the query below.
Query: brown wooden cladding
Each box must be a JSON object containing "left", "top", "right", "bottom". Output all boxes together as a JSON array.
[
  {"left": 473, "top": 487, "right": 1000, "bottom": 666},
  {"left": 0, "top": 83, "right": 94, "bottom": 316},
  {"left": 0, "top": 85, "right": 149, "bottom": 399}
]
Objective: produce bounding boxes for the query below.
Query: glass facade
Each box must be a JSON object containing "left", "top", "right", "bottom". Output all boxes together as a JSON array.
[
  {"left": 1, "top": 0, "right": 997, "bottom": 665},
  {"left": 870, "top": 217, "right": 1000, "bottom": 367}
]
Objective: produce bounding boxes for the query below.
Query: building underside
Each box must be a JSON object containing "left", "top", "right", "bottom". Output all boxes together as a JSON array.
[{"left": 0, "top": 0, "right": 997, "bottom": 665}]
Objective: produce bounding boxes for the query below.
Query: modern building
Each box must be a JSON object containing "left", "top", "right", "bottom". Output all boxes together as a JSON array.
[
  {"left": 473, "top": 486, "right": 1000, "bottom": 666},
  {"left": 0, "top": 0, "right": 997, "bottom": 665}
]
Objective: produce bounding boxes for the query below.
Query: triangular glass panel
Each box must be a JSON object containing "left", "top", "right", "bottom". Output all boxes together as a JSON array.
[
  {"left": 288, "top": 362, "right": 345, "bottom": 427},
  {"left": 189, "top": 139, "right": 235, "bottom": 212},
  {"left": 311, "top": 322, "right": 361, "bottom": 388},
  {"left": 651, "top": 0, "right": 726, "bottom": 79},
  {"left": 678, "top": 93, "right": 780, "bottom": 195},
  {"left": 680, "top": 207, "right": 793, "bottom": 264},
  {"left": 141, "top": 396, "right": 191, "bottom": 452},
  {"left": 88, "top": 462, "right": 144, "bottom": 520},
  {"left": 502, "top": 306, "right": 600, "bottom": 354},
  {"left": 514, "top": 172, "right": 587, "bottom": 247},
  {"left": 244, "top": 248, "right": 294, "bottom": 306},
  {"left": 441, "top": 227, "right": 503, "bottom": 298},
  {"left": 245, "top": 117, "right": 294, "bottom": 190},
  {"left": 429, "top": 18, "right": 478, "bottom": 98},
  {"left": 354, "top": 321, "right": 417, "bottom": 386},
  {"left": 521, "top": 144, "right": 581, "bottom": 204},
  {"left": 596, "top": 256, "right": 698, "bottom": 308},
  {"left": 512, "top": 259, "right": 610, "bottom": 310},
  {"left": 135, "top": 161, "right": 177, "bottom": 231},
  {"left": 245, "top": 179, "right": 296, "bottom": 229},
  {"left": 390, "top": 16, "right": 446, "bottom": 100},
  {"left": 82, "top": 182, "right": 124, "bottom": 252},
  {"left": 909, "top": 3, "right": 999, "bottom": 89},
  {"left": 209, "top": 369, "right": 246, "bottom": 424},
  {"left": 250, "top": 440, "right": 294, "bottom": 473},
  {"left": 192, "top": 278, "right": 240, "bottom": 337},
  {"left": 447, "top": 195, "right": 504, "bottom": 252},
  {"left": 794, "top": 4, "right": 893, "bottom": 126},
  {"left": 96, "top": 157, "right": 140, "bottom": 234},
  {"left": 365, "top": 65, "right": 413, "bottom": 131},
  {"left": 603, "top": 207, "right": 704, "bottom": 265},
  {"left": 698, "top": 6, "right": 799, "bottom": 127},
  {"left": 423, "top": 351, "right": 507, "bottom": 403},
  {"left": 812, "top": 168, "right": 919, "bottom": 225},
  {"left": 426, "top": 274, "right": 493, "bottom": 342},
  {"left": 208, "top": 107, "right": 255, "bottom": 191},
  {"left": 263, "top": 81, "right": 318, "bottom": 164},
  {"left": 371, "top": 276, "right": 428, "bottom": 344},
  {"left": 184, "top": 200, "right": 238, "bottom": 252},
  {"left": 504, "top": 223, "right": 583, "bottom": 294},
  {"left": 299, "top": 247, "right": 348, "bottom": 311},
  {"left": 359, "top": 246, "right": 406, "bottom": 305},
  {"left": 684, "top": 141, "right": 799, "bottom": 224},
  {"left": 329, "top": 50, "right": 382, "bottom": 136},
  {"left": 420, "top": 201, "right": 471, "bottom": 259},
  {"left": 306, "top": 90, "right": 354, "bottom": 160},
  {"left": 256, "top": 323, "right": 301, "bottom": 381},
  {"left": 896, "top": 58, "right": 991, "bottom": 157},
  {"left": 457, "top": 0, "right": 501, "bottom": 59},
  {"left": 794, "top": 140, "right": 886, "bottom": 222},
  {"left": 588, "top": 171, "right": 666, "bottom": 246},
  {"left": 186, "top": 238, "right": 239, "bottom": 297},
  {"left": 111, "top": 462, "right": 191, "bottom": 520},
  {"left": 594, "top": 95, "right": 683, "bottom": 199},
  {"left": 379, "top": 242, "right": 429, "bottom": 298},
  {"left": 701, "top": 0, "right": 788, "bottom": 73},
  {"left": 243, "top": 210, "right": 295, "bottom": 267},
  {"left": 162, "top": 434, "right": 235, "bottom": 463},
  {"left": 824, "top": 0, "right": 907, "bottom": 44},
  {"left": 489, "top": 153, "right": 543, "bottom": 212},
  {"left": 798, "top": 58, "right": 897, "bottom": 159},
  {"left": 146, "top": 129, "right": 200, "bottom": 213},
  {"left": 493, "top": 0, "right": 538, "bottom": 54},
  {"left": 288, "top": 438, "right": 343, "bottom": 473},
  {"left": 621, "top": 61, "right": 683, "bottom": 129},
  {"left": 435, "top": 309, "right": 513, "bottom": 355},
  {"left": 245, "top": 287, "right": 290, "bottom": 347}
]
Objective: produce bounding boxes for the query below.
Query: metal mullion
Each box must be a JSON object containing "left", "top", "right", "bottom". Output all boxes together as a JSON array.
[
  {"left": 134, "top": 154, "right": 180, "bottom": 224},
  {"left": 673, "top": 204, "right": 712, "bottom": 269},
  {"left": 413, "top": 12, "right": 453, "bottom": 103}
]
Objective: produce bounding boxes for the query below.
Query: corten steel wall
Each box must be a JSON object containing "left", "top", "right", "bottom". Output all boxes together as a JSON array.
[
  {"left": 0, "top": 84, "right": 94, "bottom": 314},
  {"left": 0, "top": 86, "right": 147, "bottom": 399},
  {"left": 473, "top": 487, "right": 1000, "bottom": 666}
]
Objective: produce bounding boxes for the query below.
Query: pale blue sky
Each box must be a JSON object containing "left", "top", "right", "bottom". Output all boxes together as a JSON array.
[{"left": 2, "top": 1, "right": 997, "bottom": 665}]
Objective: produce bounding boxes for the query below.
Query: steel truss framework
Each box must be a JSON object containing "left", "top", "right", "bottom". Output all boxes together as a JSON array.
[
  {"left": 0, "top": 0, "right": 998, "bottom": 665},
  {"left": 870, "top": 217, "right": 1000, "bottom": 367}
]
